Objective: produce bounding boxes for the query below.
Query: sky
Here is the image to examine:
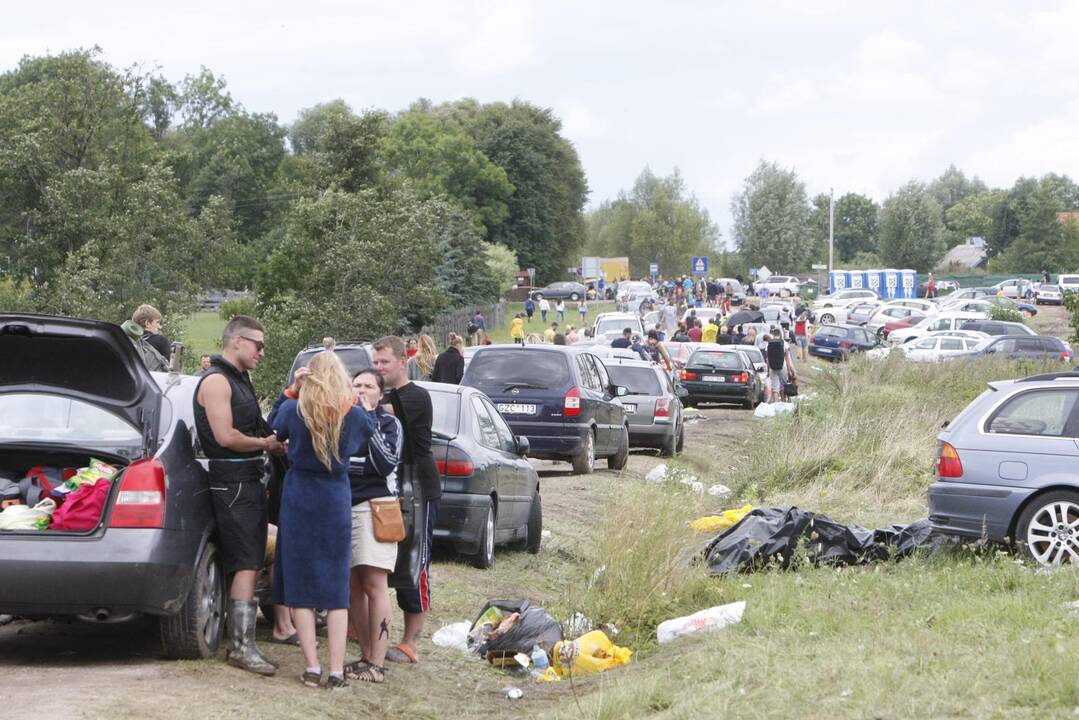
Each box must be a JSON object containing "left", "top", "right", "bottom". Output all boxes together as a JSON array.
[{"left": 4, "top": 1, "right": 1079, "bottom": 248}]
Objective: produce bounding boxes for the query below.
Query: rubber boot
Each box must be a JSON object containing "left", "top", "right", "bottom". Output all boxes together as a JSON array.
[{"left": 226, "top": 600, "right": 277, "bottom": 676}]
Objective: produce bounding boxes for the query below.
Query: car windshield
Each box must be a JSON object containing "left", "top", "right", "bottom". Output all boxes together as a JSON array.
[
  {"left": 1043, "top": 285, "right": 1060, "bottom": 292},
  {"left": 814, "top": 326, "right": 845, "bottom": 338},
  {"left": 971, "top": 338, "right": 995, "bottom": 351},
  {"left": 596, "top": 317, "right": 639, "bottom": 335},
  {"left": 0, "top": 394, "right": 142, "bottom": 446},
  {"left": 465, "top": 350, "right": 569, "bottom": 389},
  {"left": 606, "top": 366, "right": 662, "bottom": 395},
  {"left": 689, "top": 351, "right": 741, "bottom": 369},
  {"left": 291, "top": 347, "right": 370, "bottom": 382},
  {"left": 735, "top": 346, "right": 764, "bottom": 364},
  {"left": 426, "top": 389, "right": 460, "bottom": 437}
]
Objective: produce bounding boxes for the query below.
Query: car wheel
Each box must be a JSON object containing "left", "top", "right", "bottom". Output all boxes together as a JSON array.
[
  {"left": 570, "top": 293, "right": 580, "bottom": 301},
  {"left": 876, "top": 327, "right": 887, "bottom": 340},
  {"left": 742, "top": 392, "right": 755, "bottom": 410},
  {"left": 534, "top": 293, "right": 543, "bottom": 301},
  {"left": 471, "top": 501, "right": 496, "bottom": 569},
  {"left": 571, "top": 430, "right": 596, "bottom": 475},
  {"left": 607, "top": 425, "right": 630, "bottom": 470},
  {"left": 160, "top": 542, "right": 225, "bottom": 659},
  {"left": 525, "top": 494, "right": 542, "bottom": 554},
  {"left": 820, "top": 313, "right": 834, "bottom": 324},
  {"left": 675, "top": 424, "right": 685, "bottom": 453},
  {"left": 659, "top": 423, "right": 678, "bottom": 457},
  {"left": 1016, "top": 490, "right": 1079, "bottom": 566}
]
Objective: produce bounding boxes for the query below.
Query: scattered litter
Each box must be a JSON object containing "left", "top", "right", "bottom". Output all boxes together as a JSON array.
[
  {"left": 432, "top": 621, "right": 471, "bottom": 652},
  {"left": 541, "top": 530, "right": 552, "bottom": 538},
  {"left": 467, "top": 600, "right": 563, "bottom": 663},
  {"left": 741, "top": 583, "right": 752, "bottom": 589},
  {"left": 656, "top": 601, "right": 746, "bottom": 644},
  {"left": 704, "top": 507, "right": 961, "bottom": 574},
  {"left": 602, "top": 623, "right": 619, "bottom": 637},
  {"left": 690, "top": 481, "right": 704, "bottom": 494},
  {"left": 552, "top": 630, "right": 633, "bottom": 676},
  {"left": 866, "top": 347, "right": 890, "bottom": 361},
  {"left": 514, "top": 652, "right": 531, "bottom": 668},
  {"left": 840, "top": 689, "right": 852, "bottom": 699},
  {"left": 707, "top": 484, "right": 732, "bottom": 497},
  {"left": 1062, "top": 600, "right": 1079, "bottom": 613},
  {"left": 754, "top": 402, "right": 794, "bottom": 418},
  {"left": 684, "top": 414, "right": 708, "bottom": 424},
  {"left": 645, "top": 464, "right": 669, "bottom": 483},
  {"left": 691, "top": 504, "right": 753, "bottom": 533},
  {"left": 504, "top": 687, "right": 524, "bottom": 700},
  {"left": 589, "top": 565, "right": 608, "bottom": 588},
  {"left": 564, "top": 612, "right": 593, "bottom": 637}
]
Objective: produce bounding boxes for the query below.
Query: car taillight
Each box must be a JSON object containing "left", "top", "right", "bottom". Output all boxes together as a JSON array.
[
  {"left": 732, "top": 372, "right": 749, "bottom": 383},
  {"left": 839, "top": 340, "right": 853, "bottom": 349},
  {"left": 681, "top": 370, "right": 698, "bottom": 381},
  {"left": 1062, "top": 351, "right": 1071, "bottom": 362},
  {"left": 936, "top": 441, "right": 963, "bottom": 479},
  {"left": 436, "top": 446, "right": 474, "bottom": 476},
  {"left": 655, "top": 398, "right": 670, "bottom": 417},
  {"left": 108, "top": 458, "right": 166, "bottom": 528},
  {"left": 564, "top": 386, "right": 582, "bottom": 417}
]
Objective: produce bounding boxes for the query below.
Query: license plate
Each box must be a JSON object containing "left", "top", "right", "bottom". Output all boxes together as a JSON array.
[
  {"left": 704, "top": 376, "right": 725, "bottom": 382},
  {"left": 497, "top": 403, "right": 537, "bottom": 415},
  {"left": 623, "top": 403, "right": 637, "bottom": 413}
]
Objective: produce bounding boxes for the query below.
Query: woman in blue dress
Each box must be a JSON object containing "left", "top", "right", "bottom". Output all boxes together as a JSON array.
[{"left": 270, "top": 351, "right": 377, "bottom": 689}]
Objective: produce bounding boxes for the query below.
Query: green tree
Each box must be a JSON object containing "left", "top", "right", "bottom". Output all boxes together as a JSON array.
[
  {"left": 731, "top": 160, "right": 813, "bottom": 271},
  {"left": 289, "top": 100, "right": 387, "bottom": 192},
  {"left": 809, "top": 192, "right": 879, "bottom": 263},
  {"left": 877, "top": 181, "right": 945, "bottom": 270},
  {"left": 585, "top": 167, "right": 718, "bottom": 277},
  {"left": 944, "top": 191, "right": 1006, "bottom": 247},
  {"left": 988, "top": 179, "right": 1066, "bottom": 272},
  {"left": 484, "top": 242, "right": 519, "bottom": 294}
]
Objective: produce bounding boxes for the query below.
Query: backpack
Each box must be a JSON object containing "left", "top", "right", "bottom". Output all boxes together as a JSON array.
[
  {"left": 466, "top": 321, "right": 480, "bottom": 335},
  {"left": 135, "top": 337, "right": 169, "bottom": 372}
]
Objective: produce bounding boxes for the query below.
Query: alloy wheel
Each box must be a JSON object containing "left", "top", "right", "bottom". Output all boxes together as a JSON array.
[{"left": 1026, "top": 500, "right": 1079, "bottom": 565}]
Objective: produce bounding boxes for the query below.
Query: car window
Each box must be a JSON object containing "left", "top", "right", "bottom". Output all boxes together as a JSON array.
[
  {"left": 987, "top": 390, "right": 1079, "bottom": 437},
  {"left": 470, "top": 396, "right": 503, "bottom": 450},
  {"left": 479, "top": 397, "right": 518, "bottom": 454},
  {"left": 913, "top": 338, "right": 937, "bottom": 349},
  {"left": 963, "top": 339, "right": 980, "bottom": 349},
  {"left": 689, "top": 351, "right": 741, "bottom": 369},
  {"left": 1005, "top": 325, "right": 1029, "bottom": 336},
  {"left": 0, "top": 394, "right": 142, "bottom": 446},
  {"left": 592, "top": 356, "right": 612, "bottom": 388},
  {"left": 940, "top": 338, "right": 963, "bottom": 350},
  {"left": 993, "top": 338, "right": 1017, "bottom": 353},
  {"left": 428, "top": 389, "right": 461, "bottom": 437},
  {"left": 606, "top": 365, "right": 662, "bottom": 395},
  {"left": 577, "top": 355, "right": 601, "bottom": 391},
  {"left": 815, "top": 326, "right": 844, "bottom": 338},
  {"left": 465, "top": 350, "right": 570, "bottom": 389},
  {"left": 929, "top": 318, "right": 950, "bottom": 331},
  {"left": 1016, "top": 338, "right": 1042, "bottom": 352}
]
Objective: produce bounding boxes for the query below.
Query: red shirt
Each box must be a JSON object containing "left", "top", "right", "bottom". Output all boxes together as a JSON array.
[
  {"left": 688, "top": 326, "right": 703, "bottom": 342},
  {"left": 795, "top": 320, "right": 807, "bottom": 337}
]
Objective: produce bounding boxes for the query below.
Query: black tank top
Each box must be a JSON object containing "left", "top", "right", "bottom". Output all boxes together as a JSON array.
[{"left": 194, "top": 356, "right": 266, "bottom": 461}]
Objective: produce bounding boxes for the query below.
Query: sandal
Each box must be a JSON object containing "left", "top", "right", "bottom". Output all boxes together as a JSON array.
[
  {"left": 352, "top": 663, "right": 385, "bottom": 684},
  {"left": 325, "top": 674, "right": 350, "bottom": 691},
  {"left": 384, "top": 643, "right": 418, "bottom": 664},
  {"left": 301, "top": 670, "right": 321, "bottom": 688},
  {"left": 343, "top": 659, "right": 369, "bottom": 679},
  {"left": 270, "top": 633, "right": 300, "bottom": 646}
]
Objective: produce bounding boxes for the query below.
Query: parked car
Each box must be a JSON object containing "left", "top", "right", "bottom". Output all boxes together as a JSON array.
[
  {"left": 289, "top": 341, "right": 372, "bottom": 383},
  {"left": 530, "top": 281, "right": 588, "bottom": 302},
  {"left": 887, "top": 312, "right": 987, "bottom": 345},
  {"left": 809, "top": 323, "right": 883, "bottom": 361},
  {"left": 755, "top": 275, "right": 801, "bottom": 297},
  {"left": 592, "top": 312, "right": 644, "bottom": 346},
  {"left": 419, "top": 381, "right": 541, "bottom": 569},
  {"left": 760, "top": 301, "right": 798, "bottom": 325},
  {"left": 1036, "top": 284, "right": 1064, "bottom": 305},
  {"left": 681, "top": 307, "right": 723, "bottom": 326},
  {"left": 602, "top": 357, "right": 685, "bottom": 456},
  {"left": 898, "top": 334, "right": 984, "bottom": 362},
  {"left": 929, "top": 372, "right": 1079, "bottom": 565},
  {"left": 0, "top": 315, "right": 225, "bottom": 659},
  {"left": 1057, "top": 274, "right": 1079, "bottom": 294},
  {"left": 677, "top": 348, "right": 761, "bottom": 409},
  {"left": 993, "top": 278, "right": 1034, "bottom": 299},
  {"left": 957, "top": 320, "right": 1038, "bottom": 337},
  {"left": 461, "top": 345, "right": 629, "bottom": 475},
  {"left": 959, "top": 336, "right": 1072, "bottom": 362},
  {"left": 938, "top": 287, "right": 993, "bottom": 307},
  {"left": 867, "top": 305, "right": 928, "bottom": 337},
  {"left": 713, "top": 277, "right": 746, "bottom": 305},
  {"left": 813, "top": 288, "right": 880, "bottom": 309},
  {"left": 845, "top": 300, "right": 884, "bottom": 326},
  {"left": 951, "top": 298, "right": 1037, "bottom": 317}
]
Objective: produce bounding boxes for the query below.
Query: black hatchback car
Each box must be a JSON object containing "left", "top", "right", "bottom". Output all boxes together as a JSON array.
[
  {"left": 529, "top": 281, "right": 588, "bottom": 302},
  {"left": 461, "top": 346, "right": 630, "bottom": 475},
  {"left": 809, "top": 324, "right": 883, "bottom": 361},
  {"left": 677, "top": 348, "right": 761, "bottom": 409},
  {"left": 420, "top": 382, "right": 541, "bottom": 568},
  {"left": 958, "top": 335, "right": 1072, "bottom": 363}
]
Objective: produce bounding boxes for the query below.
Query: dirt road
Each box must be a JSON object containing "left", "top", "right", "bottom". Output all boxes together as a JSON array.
[{"left": 0, "top": 395, "right": 758, "bottom": 720}]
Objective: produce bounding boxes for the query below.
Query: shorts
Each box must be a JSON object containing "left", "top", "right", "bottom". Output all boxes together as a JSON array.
[
  {"left": 769, "top": 367, "right": 788, "bottom": 392},
  {"left": 796, "top": 335, "right": 807, "bottom": 349},
  {"left": 351, "top": 500, "right": 399, "bottom": 571},
  {"left": 208, "top": 462, "right": 267, "bottom": 575},
  {"left": 397, "top": 498, "right": 439, "bottom": 614}
]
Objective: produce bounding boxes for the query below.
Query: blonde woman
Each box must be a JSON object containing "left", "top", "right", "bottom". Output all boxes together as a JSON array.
[
  {"left": 407, "top": 334, "right": 436, "bottom": 381},
  {"left": 270, "top": 351, "right": 378, "bottom": 689}
]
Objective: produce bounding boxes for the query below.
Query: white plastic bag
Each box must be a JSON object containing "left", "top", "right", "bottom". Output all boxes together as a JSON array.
[
  {"left": 645, "top": 464, "right": 668, "bottom": 483},
  {"left": 0, "top": 498, "right": 56, "bottom": 530},
  {"left": 432, "top": 621, "right": 472, "bottom": 652},
  {"left": 656, "top": 601, "right": 746, "bottom": 644}
]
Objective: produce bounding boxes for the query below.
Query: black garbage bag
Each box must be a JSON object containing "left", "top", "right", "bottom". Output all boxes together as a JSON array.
[
  {"left": 468, "top": 599, "right": 563, "bottom": 658},
  {"left": 703, "top": 507, "right": 951, "bottom": 575}
]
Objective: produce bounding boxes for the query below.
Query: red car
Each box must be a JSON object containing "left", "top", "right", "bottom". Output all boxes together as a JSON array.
[{"left": 880, "top": 314, "right": 927, "bottom": 340}]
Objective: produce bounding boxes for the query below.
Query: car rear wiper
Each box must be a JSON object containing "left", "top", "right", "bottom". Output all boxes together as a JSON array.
[{"left": 503, "top": 382, "right": 546, "bottom": 390}]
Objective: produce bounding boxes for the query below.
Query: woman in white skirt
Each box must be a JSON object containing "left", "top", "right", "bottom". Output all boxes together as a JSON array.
[{"left": 345, "top": 369, "right": 403, "bottom": 684}]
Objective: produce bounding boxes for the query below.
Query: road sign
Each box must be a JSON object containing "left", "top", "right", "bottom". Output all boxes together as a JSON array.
[
  {"left": 649, "top": 262, "right": 659, "bottom": 276},
  {"left": 757, "top": 265, "right": 772, "bottom": 281},
  {"left": 811, "top": 263, "right": 827, "bottom": 270},
  {"left": 691, "top": 256, "right": 709, "bottom": 275}
]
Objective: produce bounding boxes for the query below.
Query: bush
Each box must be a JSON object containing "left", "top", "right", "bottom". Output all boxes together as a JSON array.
[
  {"left": 988, "top": 303, "right": 1025, "bottom": 324},
  {"left": 218, "top": 296, "right": 256, "bottom": 321},
  {"left": 1064, "top": 292, "right": 1079, "bottom": 342}
]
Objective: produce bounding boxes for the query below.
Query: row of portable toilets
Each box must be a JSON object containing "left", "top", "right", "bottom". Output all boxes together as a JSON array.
[{"left": 828, "top": 269, "right": 918, "bottom": 299}]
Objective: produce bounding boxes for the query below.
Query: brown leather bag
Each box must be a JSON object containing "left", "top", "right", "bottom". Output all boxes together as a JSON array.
[{"left": 370, "top": 498, "right": 406, "bottom": 542}]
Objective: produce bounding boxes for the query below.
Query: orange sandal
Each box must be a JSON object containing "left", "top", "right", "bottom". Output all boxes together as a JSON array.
[{"left": 384, "top": 643, "right": 419, "bottom": 664}]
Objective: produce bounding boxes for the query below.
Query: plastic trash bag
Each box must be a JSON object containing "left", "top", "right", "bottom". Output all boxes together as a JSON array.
[
  {"left": 432, "top": 621, "right": 472, "bottom": 652},
  {"left": 0, "top": 498, "right": 56, "bottom": 531},
  {"left": 468, "top": 600, "right": 563, "bottom": 659},
  {"left": 645, "top": 464, "right": 668, "bottom": 483},
  {"left": 552, "top": 630, "right": 632, "bottom": 676},
  {"left": 754, "top": 401, "right": 795, "bottom": 418},
  {"left": 707, "top": 484, "right": 732, "bottom": 497},
  {"left": 657, "top": 601, "right": 745, "bottom": 644},
  {"left": 691, "top": 504, "right": 753, "bottom": 533}
]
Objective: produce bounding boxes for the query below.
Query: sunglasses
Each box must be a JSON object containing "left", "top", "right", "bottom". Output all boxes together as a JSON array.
[{"left": 237, "top": 335, "right": 265, "bottom": 352}]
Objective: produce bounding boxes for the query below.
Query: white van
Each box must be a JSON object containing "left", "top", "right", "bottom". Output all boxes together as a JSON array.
[
  {"left": 1057, "top": 274, "right": 1079, "bottom": 294},
  {"left": 887, "top": 312, "right": 987, "bottom": 345}
]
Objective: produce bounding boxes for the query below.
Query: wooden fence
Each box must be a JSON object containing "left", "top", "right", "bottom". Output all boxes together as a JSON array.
[{"left": 419, "top": 300, "right": 506, "bottom": 346}]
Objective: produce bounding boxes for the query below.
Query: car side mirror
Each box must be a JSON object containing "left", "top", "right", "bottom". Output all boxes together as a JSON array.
[
  {"left": 169, "top": 341, "right": 184, "bottom": 374},
  {"left": 515, "top": 435, "right": 530, "bottom": 456},
  {"left": 614, "top": 385, "right": 629, "bottom": 397},
  {"left": 675, "top": 385, "right": 689, "bottom": 398}
]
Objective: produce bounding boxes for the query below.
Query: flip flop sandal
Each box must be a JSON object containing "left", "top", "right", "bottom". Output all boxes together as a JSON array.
[
  {"left": 270, "top": 633, "right": 300, "bottom": 646},
  {"left": 384, "top": 643, "right": 419, "bottom": 664}
]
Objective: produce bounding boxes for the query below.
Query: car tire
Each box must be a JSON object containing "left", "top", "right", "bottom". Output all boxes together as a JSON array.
[
  {"left": 571, "top": 430, "right": 596, "bottom": 475},
  {"left": 876, "top": 327, "right": 887, "bottom": 340},
  {"left": 570, "top": 293, "right": 580, "bottom": 301},
  {"left": 1015, "top": 490, "right": 1079, "bottom": 567},
  {"left": 660, "top": 423, "right": 678, "bottom": 457},
  {"left": 471, "top": 501, "right": 496, "bottom": 569},
  {"left": 534, "top": 293, "right": 543, "bottom": 301},
  {"left": 675, "top": 424, "right": 685, "bottom": 453},
  {"left": 742, "top": 392, "right": 755, "bottom": 410},
  {"left": 525, "top": 494, "right": 542, "bottom": 554},
  {"left": 608, "top": 425, "right": 630, "bottom": 470},
  {"left": 820, "top": 313, "right": 834, "bottom": 324},
  {"left": 160, "top": 542, "right": 225, "bottom": 660}
]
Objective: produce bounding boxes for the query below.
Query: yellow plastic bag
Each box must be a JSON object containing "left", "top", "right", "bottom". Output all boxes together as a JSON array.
[
  {"left": 691, "top": 504, "right": 753, "bottom": 533},
  {"left": 552, "top": 630, "right": 633, "bottom": 676}
]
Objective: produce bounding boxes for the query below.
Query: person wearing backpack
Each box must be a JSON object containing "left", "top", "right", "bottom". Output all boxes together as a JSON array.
[
  {"left": 133, "top": 304, "right": 172, "bottom": 363},
  {"left": 121, "top": 319, "right": 169, "bottom": 372},
  {"left": 765, "top": 332, "right": 796, "bottom": 403}
]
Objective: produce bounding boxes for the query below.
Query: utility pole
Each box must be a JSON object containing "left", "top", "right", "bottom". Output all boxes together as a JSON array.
[{"left": 828, "top": 188, "right": 835, "bottom": 279}]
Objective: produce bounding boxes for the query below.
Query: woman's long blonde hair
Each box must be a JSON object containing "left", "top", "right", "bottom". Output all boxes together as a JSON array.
[
  {"left": 298, "top": 351, "right": 352, "bottom": 470},
  {"left": 414, "top": 334, "right": 437, "bottom": 377}
]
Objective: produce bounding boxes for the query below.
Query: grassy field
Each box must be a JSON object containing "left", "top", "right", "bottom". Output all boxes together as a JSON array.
[
  {"left": 181, "top": 310, "right": 226, "bottom": 358},
  {"left": 484, "top": 301, "right": 620, "bottom": 344}
]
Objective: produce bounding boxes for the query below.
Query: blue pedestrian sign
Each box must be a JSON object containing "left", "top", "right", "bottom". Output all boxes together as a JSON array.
[
  {"left": 691, "top": 256, "right": 709, "bottom": 275},
  {"left": 649, "top": 262, "right": 659, "bottom": 276}
]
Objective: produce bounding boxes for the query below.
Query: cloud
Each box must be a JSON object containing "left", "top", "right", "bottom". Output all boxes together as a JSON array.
[
  {"left": 450, "top": 1, "right": 536, "bottom": 75},
  {"left": 857, "top": 31, "right": 924, "bottom": 68}
]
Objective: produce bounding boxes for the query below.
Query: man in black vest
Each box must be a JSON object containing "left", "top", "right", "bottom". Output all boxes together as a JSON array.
[{"left": 194, "top": 315, "right": 284, "bottom": 676}]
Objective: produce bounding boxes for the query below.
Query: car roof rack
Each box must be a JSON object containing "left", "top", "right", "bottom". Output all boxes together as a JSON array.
[{"left": 1017, "top": 372, "right": 1079, "bottom": 383}]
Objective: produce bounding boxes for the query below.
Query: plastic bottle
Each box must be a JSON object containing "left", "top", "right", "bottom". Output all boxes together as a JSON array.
[
  {"left": 656, "top": 600, "right": 746, "bottom": 644},
  {"left": 530, "top": 645, "right": 549, "bottom": 677}
]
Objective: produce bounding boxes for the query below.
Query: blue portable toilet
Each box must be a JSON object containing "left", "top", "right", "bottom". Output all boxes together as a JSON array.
[
  {"left": 900, "top": 269, "right": 918, "bottom": 299},
  {"left": 847, "top": 270, "right": 864, "bottom": 290},
  {"left": 865, "top": 269, "right": 883, "bottom": 298},
  {"left": 881, "top": 269, "right": 900, "bottom": 299},
  {"left": 829, "top": 270, "right": 849, "bottom": 294}
]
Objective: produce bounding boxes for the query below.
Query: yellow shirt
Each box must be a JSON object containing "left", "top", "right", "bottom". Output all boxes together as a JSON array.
[
  {"left": 544, "top": 328, "right": 557, "bottom": 343},
  {"left": 510, "top": 318, "right": 525, "bottom": 339},
  {"left": 702, "top": 324, "right": 719, "bottom": 343}
]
